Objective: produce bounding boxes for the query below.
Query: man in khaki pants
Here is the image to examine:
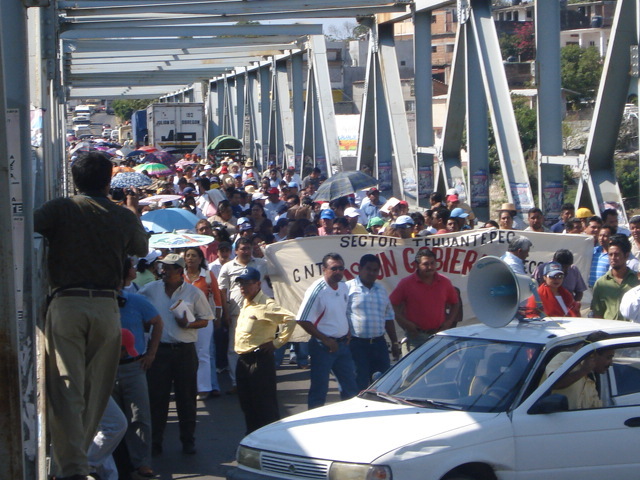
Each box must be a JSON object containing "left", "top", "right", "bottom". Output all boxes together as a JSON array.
[{"left": 34, "top": 152, "right": 148, "bottom": 480}]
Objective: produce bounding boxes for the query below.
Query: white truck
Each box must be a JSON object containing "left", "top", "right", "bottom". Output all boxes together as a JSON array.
[{"left": 146, "top": 103, "right": 205, "bottom": 156}]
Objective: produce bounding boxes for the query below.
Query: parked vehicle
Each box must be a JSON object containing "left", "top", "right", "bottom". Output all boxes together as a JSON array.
[
  {"left": 72, "top": 116, "right": 91, "bottom": 125},
  {"left": 230, "top": 257, "right": 640, "bottom": 480},
  {"left": 147, "top": 103, "right": 204, "bottom": 156}
]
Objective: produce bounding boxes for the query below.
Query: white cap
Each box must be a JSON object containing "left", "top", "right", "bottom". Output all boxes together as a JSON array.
[{"left": 344, "top": 207, "right": 361, "bottom": 218}]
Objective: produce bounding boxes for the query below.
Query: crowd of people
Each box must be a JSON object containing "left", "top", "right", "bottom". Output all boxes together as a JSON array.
[{"left": 37, "top": 148, "right": 640, "bottom": 480}]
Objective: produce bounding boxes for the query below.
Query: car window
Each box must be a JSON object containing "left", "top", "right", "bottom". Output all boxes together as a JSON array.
[
  {"left": 610, "top": 346, "right": 640, "bottom": 406},
  {"left": 534, "top": 342, "right": 640, "bottom": 411},
  {"left": 368, "top": 336, "right": 541, "bottom": 412}
]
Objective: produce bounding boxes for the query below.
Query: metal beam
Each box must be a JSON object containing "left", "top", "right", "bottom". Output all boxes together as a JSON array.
[
  {"left": 61, "top": 7, "right": 407, "bottom": 23},
  {"left": 60, "top": 24, "right": 323, "bottom": 39},
  {"left": 535, "top": 0, "right": 565, "bottom": 222},
  {"left": 378, "top": 22, "right": 417, "bottom": 204},
  {"left": 59, "top": 0, "right": 409, "bottom": 16},
  {"left": 307, "top": 35, "right": 341, "bottom": 174},
  {"left": 63, "top": 37, "right": 303, "bottom": 52},
  {"left": 70, "top": 50, "right": 287, "bottom": 64},
  {"left": 0, "top": 0, "right": 30, "bottom": 476},
  {"left": 69, "top": 44, "right": 295, "bottom": 59},
  {"left": 464, "top": 22, "right": 490, "bottom": 221},
  {"left": 413, "top": 9, "right": 435, "bottom": 207},
  {"left": 469, "top": 0, "right": 533, "bottom": 212},
  {"left": 577, "top": 0, "right": 637, "bottom": 217}
]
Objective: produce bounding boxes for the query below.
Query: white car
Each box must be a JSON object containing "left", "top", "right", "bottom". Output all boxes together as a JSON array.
[{"left": 230, "top": 317, "right": 640, "bottom": 480}]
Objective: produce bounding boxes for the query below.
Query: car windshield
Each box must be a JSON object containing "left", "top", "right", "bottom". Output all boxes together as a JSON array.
[{"left": 364, "top": 336, "right": 542, "bottom": 412}]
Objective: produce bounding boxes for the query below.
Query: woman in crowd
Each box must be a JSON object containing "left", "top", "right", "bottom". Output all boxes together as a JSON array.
[
  {"left": 526, "top": 262, "right": 579, "bottom": 318},
  {"left": 183, "top": 247, "right": 223, "bottom": 399}
]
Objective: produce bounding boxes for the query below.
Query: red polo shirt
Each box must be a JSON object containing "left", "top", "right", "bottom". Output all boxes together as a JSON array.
[{"left": 389, "top": 272, "right": 459, "bottom": 330}]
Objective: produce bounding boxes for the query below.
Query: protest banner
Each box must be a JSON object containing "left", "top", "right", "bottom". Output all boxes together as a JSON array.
[{"left": 264, "top": 230, "right": 594, "bottom": 324}]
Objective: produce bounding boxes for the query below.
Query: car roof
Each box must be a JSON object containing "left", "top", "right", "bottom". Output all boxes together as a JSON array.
[{"left": 441, "top": 317, "right": 640, "bottom": 346}]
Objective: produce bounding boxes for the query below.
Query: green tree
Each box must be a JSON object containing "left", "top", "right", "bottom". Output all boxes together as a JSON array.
[
  {"left": 499, "top": 33, "right": 518, "bottom": 60},
  {"left": 111, "top": 99, "right": 154, "bottom": 121},
  {"left": 560, "top": 45, "right": 603, "bottom": 103}
]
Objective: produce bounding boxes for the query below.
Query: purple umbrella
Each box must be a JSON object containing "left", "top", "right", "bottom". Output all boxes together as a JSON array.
[{"left": 145, "top": 150, "right": 178, "bottom": 167}]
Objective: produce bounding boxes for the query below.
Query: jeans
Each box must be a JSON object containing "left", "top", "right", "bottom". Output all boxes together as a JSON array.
[
  {"left": 274, "top": 342, "right": 309, "bottom": 368},
  {"left": 112, "top": 361, "right": 152, "bottom": 468},
  {"left": 349, "top": 336, "right": 391, "bottom": 391},
  {"left": 87, "top": 396, "right": 127, "bottom": 480},
  {"left": 307, "top": 337, "right": 358, "bottom": 409}
]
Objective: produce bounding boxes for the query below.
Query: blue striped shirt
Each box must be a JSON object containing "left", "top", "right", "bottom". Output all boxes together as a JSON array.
[
  {"left": 589, "top": 246, "right": 609, "bottom": 287},
  {"left": 346, "top": 277, "right": 394, "bottom": 338}
]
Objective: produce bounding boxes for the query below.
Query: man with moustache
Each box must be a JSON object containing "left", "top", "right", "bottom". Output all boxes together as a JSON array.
[{"left": 297, "top": 253, "right": 359, "bottom": 409}]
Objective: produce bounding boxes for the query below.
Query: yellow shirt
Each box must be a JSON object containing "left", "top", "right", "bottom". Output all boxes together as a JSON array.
[
  {"left": 234, "top": 290, "right": 296, "bottom": 354},
  {"left": 546, "top": 351, "right": 602, "bottom": 410},
  {"left": 352, "top": 223, "right": 369, "bottom": 235}
]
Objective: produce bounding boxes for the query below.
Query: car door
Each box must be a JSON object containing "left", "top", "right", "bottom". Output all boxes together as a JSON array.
[{"left": 510, "top": 337, "right": 640, "bottom": 480}]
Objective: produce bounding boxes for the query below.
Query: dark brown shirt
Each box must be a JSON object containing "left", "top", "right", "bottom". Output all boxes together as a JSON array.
[{"left": 34, "top": 194, "right": 148, "bottom": 290}]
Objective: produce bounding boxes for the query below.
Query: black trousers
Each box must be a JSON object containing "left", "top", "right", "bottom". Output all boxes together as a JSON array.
[
  {"left": 236, "top": 349, "right": 280, "bottom": 434},
  {"left": 146, "top": 342, "right": 198, "bottom": 447}
]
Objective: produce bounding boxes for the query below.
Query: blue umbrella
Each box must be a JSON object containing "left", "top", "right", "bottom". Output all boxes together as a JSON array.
[
  {"left": 110, "top": 172, "right": 153, "bottom": 188},
  {"left": 312, "top": 170, "right": 378, "bottom": 202},
  {"left": 126, "top": 150, "right": 147, "bottom": 158},
  {"left": 141, "top": 208, "right": 200, "bottom": 233}
]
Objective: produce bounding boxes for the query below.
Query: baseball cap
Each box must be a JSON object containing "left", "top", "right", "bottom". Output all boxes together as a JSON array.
[
  {"left": 450, "top": 207, "right": 469, "bottom": 218},
  {"left": 267, "top": 187, "right": 279, "bottom": 195},
  {"left": 182, "top": 187, "right": 196, "bottom": 195},
  {"left": 121, "top": 328, "right": 139, "bottom": 357},
  {"left": 252, "top": 192, "right": 267, "bottom": 201},
  {"left": 344, "top": 207, "right": 360, "bottom": 218},
  {"left": 288, "top": 181, "right": 299, "bottom": 188},
  {"left": 239, "top": 223, "right": 254, "bottom": 232},
  {"left": 575, "top": 207, "right": 594, "bottom": 219},
  {"left": 367, "top": 187, "right": 379, "bottom": 195},
  {"left": 320, "top": 209, "right": 336, "bottom": 220},
  {"left": 236, "top": 267, "right": 261, "bottom": 282},
  {"left": 232, "top": 173, "right": 242, "bottom": 179},
  {"left": 544, "top": 262, "right": 564, "bottom": 277},
  {"left": 398, "top": 200, "right": 408, "bottom": 207},
  {"left": 159, "top": 253, "right": 185, "bottom": 269},
  {"left": 237, "top": 217, "right": 251, "bottom": 225},
  {"left": 447, "top": 194, "right": 459, "bottom": 203},
  {"left": 367, "top": 217, "right": 385, "bottom": 228},
  {"left": 286, "top": 165, "right": 295, "bottom": 171},
  {"left": 393, "top": 215, "right": 414, "bottom": 227},
  {"left": 144, "top": 249, "right": 162, "bottom": 264}
]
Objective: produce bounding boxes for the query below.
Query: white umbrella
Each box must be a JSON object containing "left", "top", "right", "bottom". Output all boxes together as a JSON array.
[
  {"left": 139, "top": 194, "right": 183, "bottom": 206},
  {"left": 149, "top": 233, "right": 215, "bottom": 249}
]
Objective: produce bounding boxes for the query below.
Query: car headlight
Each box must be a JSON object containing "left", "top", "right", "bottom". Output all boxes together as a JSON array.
[
  {"left": 237, "top": 445, "right": 261, "bottom": 470},
  {"left": 329, "top": 462, "right": 392, "bottom": 480}
]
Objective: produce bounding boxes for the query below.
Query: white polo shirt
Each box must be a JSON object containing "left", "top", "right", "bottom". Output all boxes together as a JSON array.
[
  {"left": 139, "top": 280, "right": 214, "bottom": 344},
  {"left": 297, "top": 278, "right": 350, "bottom": 338}
]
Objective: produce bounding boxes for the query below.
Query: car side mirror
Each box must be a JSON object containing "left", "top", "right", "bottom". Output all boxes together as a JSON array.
[{"left": 528, "top": 393, "right": 569, "bottom": 414}]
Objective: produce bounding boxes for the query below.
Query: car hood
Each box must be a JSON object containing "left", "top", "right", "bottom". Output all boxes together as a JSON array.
[{"left": 242, "top": 397, "right": 501, "bottom": 463}]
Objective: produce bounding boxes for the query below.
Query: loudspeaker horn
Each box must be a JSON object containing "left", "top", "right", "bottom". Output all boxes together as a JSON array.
[{"left": 468, "top": 256, "right": 537, "bottom": 328}]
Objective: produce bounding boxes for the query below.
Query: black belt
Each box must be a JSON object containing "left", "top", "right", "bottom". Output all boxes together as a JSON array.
[
  {"left": 159, "top": 342, "right": 191, "bottom": 349},
  {"left": 329, "top": 335, "right": 349, "bottom": 342},
  {"left": 119, "top": 354, "right": 144, "bottom": 365},
  {"left": 53, "top": 289, "right": 117, "bottom": 299},
  {"left": 352, "top": 335, "right": 385, "bottom": 344}
]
